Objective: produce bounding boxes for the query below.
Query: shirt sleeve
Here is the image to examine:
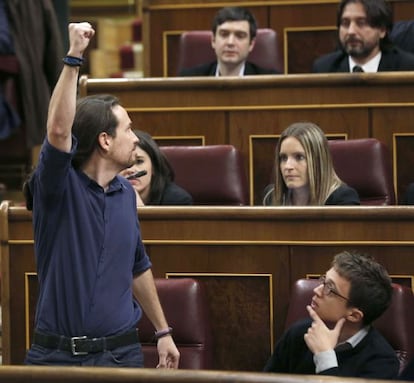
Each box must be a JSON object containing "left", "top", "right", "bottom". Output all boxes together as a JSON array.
[{"left": 314, "top": 349, "right": 338, "bottom": 373}]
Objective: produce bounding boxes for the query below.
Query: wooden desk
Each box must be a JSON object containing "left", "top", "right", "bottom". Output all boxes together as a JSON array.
[
  {"left": 1, "top": 201, "right": 414, "bottom": 369},
  {"left": 79, "top": 73, "right": 414, "bottom": 204},
  {"left": 0, "top": 365, "right": 401, "bottom": 383}
]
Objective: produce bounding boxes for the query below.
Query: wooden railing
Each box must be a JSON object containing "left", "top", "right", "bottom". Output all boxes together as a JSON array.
[
  {"left": 1, "top": 201, "right": 414, "bottom": 369},
  {"left": 0, "top": 366, "right": 404, "bottom": 383}
]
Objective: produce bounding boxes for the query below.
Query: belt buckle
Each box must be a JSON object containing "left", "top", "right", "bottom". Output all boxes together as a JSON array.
[{"left": 70, "top": 336, "right": 88, "bottom": 356}]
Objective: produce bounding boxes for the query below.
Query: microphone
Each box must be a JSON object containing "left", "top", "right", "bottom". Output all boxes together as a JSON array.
[{"left": 126, "top": 170, "right": 147, "bottom": 180}]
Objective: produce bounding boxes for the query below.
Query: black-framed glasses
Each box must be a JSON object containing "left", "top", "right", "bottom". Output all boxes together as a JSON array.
[{"left": 318, "top": 275, "right": 351, "bottom": 303}]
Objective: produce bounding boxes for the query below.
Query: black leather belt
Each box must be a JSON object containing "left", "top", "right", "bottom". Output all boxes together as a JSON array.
[{"left": 33, "top": 329, "right": 139, "bottom": 356}]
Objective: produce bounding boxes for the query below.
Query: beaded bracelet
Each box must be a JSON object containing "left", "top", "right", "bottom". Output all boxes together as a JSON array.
[
  {"left": 154, "top": 327, "right": 173, "bottom": 341},
  {"left": 62, "top": 55, "right": 84, "bottom": 67}
]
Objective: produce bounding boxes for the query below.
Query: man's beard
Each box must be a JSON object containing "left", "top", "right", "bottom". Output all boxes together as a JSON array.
[{"left": 342, "top": 39, "right": 378, "bottom": 59}]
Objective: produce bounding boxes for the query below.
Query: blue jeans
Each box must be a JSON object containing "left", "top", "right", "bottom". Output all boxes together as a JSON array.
[{"left": 24, "top": 342, "right": 144, "bottom": 367}]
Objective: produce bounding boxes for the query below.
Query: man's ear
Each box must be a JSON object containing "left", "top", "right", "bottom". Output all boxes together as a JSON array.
[
  {"left": 248, "top": 38, "right": 256, "bottom": 53},
  {"left": 346, "top": 307, "right": 364, "bottom": 324},
  {"left": 211, "top": 34, "right": 216, "bottom": 49},
  {"left": 97, "top": 132, "right": 111, "bottom": 152}
]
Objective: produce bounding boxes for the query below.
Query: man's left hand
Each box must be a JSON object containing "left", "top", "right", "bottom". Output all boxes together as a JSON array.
[
  {"left": 156, "top": 336, "right": 180, "bottom": 368},
  {"left": 304, "top": 305, "right": 346, "bottom": 354}
]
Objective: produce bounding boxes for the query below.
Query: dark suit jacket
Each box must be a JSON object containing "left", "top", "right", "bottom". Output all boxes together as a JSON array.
[
  {"left": 402, "top": 182, "right": 414, "bottom": 205},
  {"left": 312, "top": 46, "right": 414, "bottom": 73},
  {"left": 263, "top": 319, "right": 399, "bottom": 379},
  {"left": 179, "top": 61, "right": 280, "bottom": 76},
  {"left": 262, "top": 184, "right": 360, "bottom": 206},
  {"left": 391, "top": 20, "right": 414, "bottom": 55},
  {"left": 325, "top": 184, "right": 360, "bottom": 205},
  {"left": 156, "top": 182, "right": 193, "bottom": 205},
  {"left": 400, "top": 356, "right": 414, "bottom": 380}
]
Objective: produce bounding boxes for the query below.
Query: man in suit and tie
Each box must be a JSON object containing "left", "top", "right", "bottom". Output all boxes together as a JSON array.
[
  {"left": 179, "top": 7, "right": 280, "bottom": 77},
  {"left": 312, "top": 0, "right": 414, "bottom": 73},
  {"left": 263, "top": 251, "right": 399, "bottom": 379}
]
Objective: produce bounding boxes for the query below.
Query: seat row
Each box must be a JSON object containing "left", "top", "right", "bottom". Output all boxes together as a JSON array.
[
  {"left": 177, "top": 22, "right": 414, "bottom": 75},
  {"left": 141, "top": 277, "right": 414, "bottom": 374},
  {"left": 159, "top": 138, "right": 398, "bottom": 206}
]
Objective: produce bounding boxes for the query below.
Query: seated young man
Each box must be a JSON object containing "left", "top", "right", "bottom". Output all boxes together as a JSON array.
[
  {"left": 179, "top": 6, "right": 280, "bottom": 77},
  {"left": 264, "top": 251, "right": 399, "bottom": 379}
]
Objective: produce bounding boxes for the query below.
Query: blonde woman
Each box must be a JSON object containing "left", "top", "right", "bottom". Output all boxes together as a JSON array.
[{"left": 263, "top": 122, "right": 360, "bottom": 206}]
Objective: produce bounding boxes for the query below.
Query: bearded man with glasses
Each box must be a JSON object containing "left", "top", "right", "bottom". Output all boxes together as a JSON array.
[{"left": 263, "top": 251, "right": 399, "bottom": 379}]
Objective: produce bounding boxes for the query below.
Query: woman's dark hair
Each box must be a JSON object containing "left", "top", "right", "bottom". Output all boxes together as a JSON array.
[
  {"left": 72, "top": 94, "right": 120, "bottom": 169},
  {"left": 212, "top": 6, "right": 257, "bottom": 41},
  {"left": 134, "top": 130, "right": 175, "bottom": 204},
  {"left": 337, "top": 0, "right": 393, "bottom": 49}
]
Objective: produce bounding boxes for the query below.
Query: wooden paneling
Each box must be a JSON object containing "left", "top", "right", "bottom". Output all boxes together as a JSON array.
[
  {"left": 2, "top": 201, "right": 414, "bottom": 369},
  {"left": 131, "top": 110, "right": 226, "bottom": 145},
  {"left": 70, "top": 0, "right": 140, "bottom": 17},
  {"left": 271, "top": 2, "right": 338, "bottom": 74},
  {"left": 80, "top": 73, "right": 414, "bottom": 205},
  {"left": 284, "top": 28, "right": 337, "bottom": 73},
  {"left": 372, "top": 109, "right": 414, "bottom": 202},
  {"left": 393, "top": 134, "right": 414, "bottom": 202},
  {"left": 167, "top": 273, "right": 273, "bottom": 370}
]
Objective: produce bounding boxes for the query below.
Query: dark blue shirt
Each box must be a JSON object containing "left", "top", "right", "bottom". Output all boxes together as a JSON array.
[
  {"left": 0, "top": 0, "right": 14, "bottom": 54},
  {"left": 29, "top": 137, "right": 152, "bottom": 337}
]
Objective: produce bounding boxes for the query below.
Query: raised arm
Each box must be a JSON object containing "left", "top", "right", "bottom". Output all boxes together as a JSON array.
[{"left": 47, "top": 22, "right": 94, "bottom": 152}]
